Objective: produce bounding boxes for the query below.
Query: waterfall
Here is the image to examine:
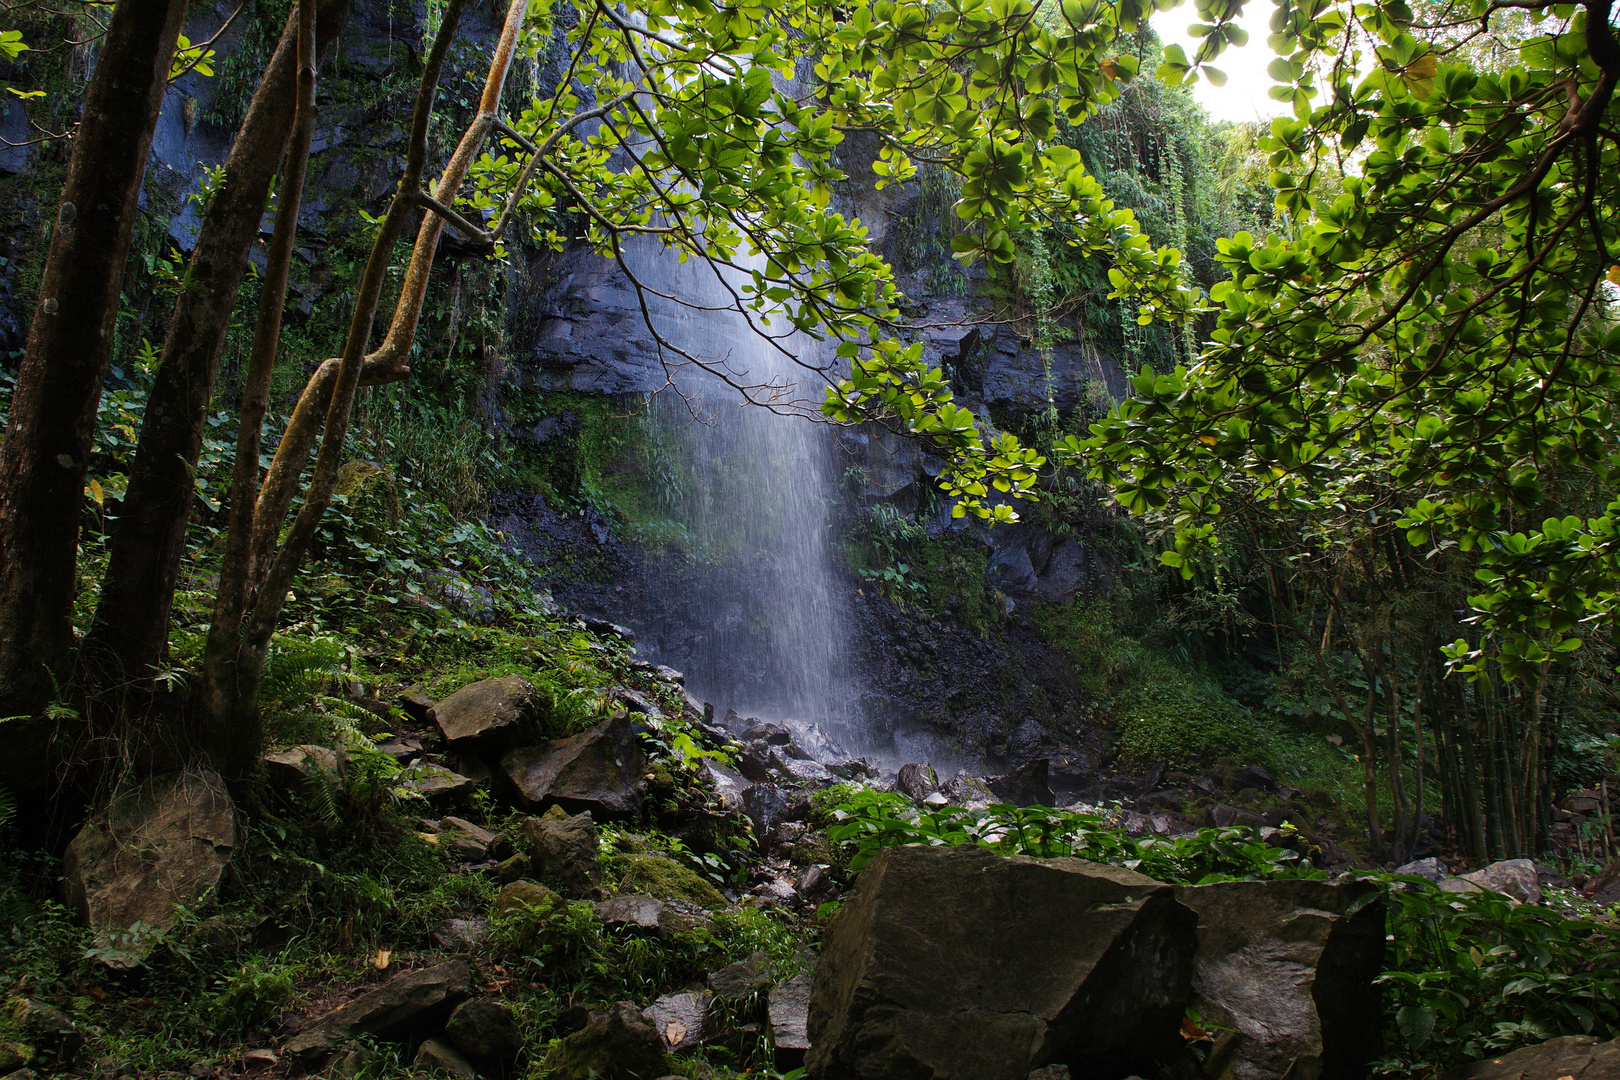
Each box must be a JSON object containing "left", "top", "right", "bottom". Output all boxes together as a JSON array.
[{"left": 622, "top": 243, "right": 864, "bottom": 748}]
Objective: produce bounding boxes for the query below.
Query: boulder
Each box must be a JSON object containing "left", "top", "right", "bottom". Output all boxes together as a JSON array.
[
  {"left": 743, "top": 783, "right": 792, "bottom": 835},
  {"left": 938, "top": 773, "right": 994, "bottom": 808},
  {"left": 642, "top": 991, "right": 712, "bottom": 1052},
  {"left": 502, "top": 712, "right": 644, "bottom": 818},
  {"left": 431, "top": 917, "right": 489, "bottom": 952},
  {"left": 413, "top": 1037, "right": 476, "bottom": 1078},
  {"left": 334, "top": 460, "right": 400, "bottom": 542},
  {"left": 1393, "top": 858, "right": 1449, "bottom": 882},
  {"left": 595, "top": 895, "right": 705, "bottom": 936},
  {"left": 1175, "top": 880, "right": 1386, "bottom": 1080},
  {"left": 806, "top": 845, "right": 1196, "bottom": 1080},
  {"left": 1447, "top": 1035, "right": 1620, "bottom": 1079},
  {"left": 896, "top": 763, "right": 939, "bottom": 802},
  {"left": 543, "top": 1002, "right": 667, "bottom": 1080},
  {"left": 8, "top": 1000, "right": 80, "bottom": 1064},
  {"left": 496, "top": 854, "right": 531, "bottom": 883},
  {"left": 769, "top": 971, "right": 813, "bottom": 1068},
  {"left": 445, "top": 997, "right": 524, "bottom": 1060},
  {"left": 284, "top": 960, "right": 471, "bottom": 1058},
  {"left": 440, "top": 816, "right": 511, "bottom": 862},
  {"left": 399, "top": 687, "right": 436, "bottom": 724},
  {"left": 61, "top": 768, "right": 236, "bottom": 964},
  {"left": 432, "top": 676, "right": 541, "bottom": 751},
  {"left": 1460, "top": 859, "right": 1542, "bottom": 904},
  {"left": 985, "top": 758, "right": 1056, "bottom": 807},
  {"left": 1205, "top": 804, "right": 1267, "bottom": 830},
  {"left": 1560, "top": 790, "right": 1603, "bottom": 815},
  {"left": 524, "top": 805, "right": 602, "bottom": 896},
  {"left": 492, "top": 880, "right": 564, "bottom": 916},
  {"left": 709, "top": 950, "right": 775, "bottom": 1000},
  {"left": 263, "top": 745, "right": 347, "bottom": 797},
  {"left": 395, "top": 762, "right": 475, "bottom": 802}
]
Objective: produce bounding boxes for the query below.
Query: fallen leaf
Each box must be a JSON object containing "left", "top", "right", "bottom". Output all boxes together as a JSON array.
[
  {"left": 375, "top": 948, "right": 391, "bottom": 970},
  {"left": 664, "top": 1019, "right": 687, "bottom": 1047}
]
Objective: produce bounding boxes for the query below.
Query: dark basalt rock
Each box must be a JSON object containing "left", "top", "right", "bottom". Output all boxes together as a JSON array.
[
  {"left": 896, "top": 762, "right": 939, "bottom": 802},
  {"left": 284, "top": 960, "right": 471, "bottom": 1058},
  {"left": 432, "top": 675, "right": 541, "bottom": 752},
  {"left": 543, "top": 1002, "right": 667, "bottom": 1080},
  {"left": 986, "top": 758, "right": 1055, "bottom": 808},
  {"left": 445, "top": 997, "right": 524, "bottom": 1061},
  {"left": 502, "top": 712, "right": 644, "bottom": 818},
  {"left": 523, "top": 804, "right": 602, "bottom": 896},
  {"left": 1447, "top": 1035, "right": 1620, "bottom": 1080},
  {"left": 1175, "top": 879, "right": 1386, "bottom": 1080},
  {"left": 806, "top": 845, "right": 1196, "bottom": 1080}
]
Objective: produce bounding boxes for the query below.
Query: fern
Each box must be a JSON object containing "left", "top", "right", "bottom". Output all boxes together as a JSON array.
[{"left": 0, "top": 786, "right": 14, "bottom": 831}]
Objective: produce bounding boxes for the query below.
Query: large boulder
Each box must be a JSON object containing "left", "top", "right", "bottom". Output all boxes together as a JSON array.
[
  {"left": 523, "top": 805, "right": 601, "bottom": 896},
  {"left": 985, "top": 758, "right": 1056, "bottom": 807},
  {"left": 1447, "top": 1035, "right": 1620, "bottom": 1079},
  {"left": 806, "top": 845, "right": 1196, "bottom": 1080},
  {"left": 1459, "top": 859, "right": 1542, "bottom": 904},
  {"left": 543, "top": 1001, "right": 667, "bottom": 1080},
  {"left": 445, "top": 997, "right": 523, "bottom": 1060},
  {"left": 432, "top": 675, "right": 541, "bottom": 752},
  {"left": 285, "top": 960, "right": 471, "bottom": 1058},
  {"left": 501, "top": 712, "right": 644, "bottom": 818},
  {"left": 61, "top": 768, "right": 236, "bottom": 964},
  {"left": 1175, "top": 880, "right": 1386, "bottom": 1080}
]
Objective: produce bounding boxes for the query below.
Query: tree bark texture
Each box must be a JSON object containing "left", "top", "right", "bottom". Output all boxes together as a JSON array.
[
  {"left": 0, "top": 0, "right": 188, "bottom": 712},
  {"left": 85, "top": 0, "right": 351, "bottom": 684}
]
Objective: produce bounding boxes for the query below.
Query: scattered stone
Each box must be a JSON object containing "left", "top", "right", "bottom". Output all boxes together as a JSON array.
[
  {"left": 0, "top": 1069, "right": 32, "bottom": 1080},
  {"left": 524, "top": 805, "right": 602, "bottom": 896},
  {"left": 431, "top": 917, "right": 488, "bottom": 952},
  {"left": 395, "top": 762, "right": 475, "bottom": 802},
  {"left": 374, "top": 736, "right": 423, "bottom": 763},
  {"left": 1561, "top": 790, "right": 1603, "bottom": 815},
  {"left": 806, "top": 844, "right": 1196, "bottom": 1080},
  {"left": 0, "top": 1045, "right": 26, "bottom": 1074},
  {"left": 399, "top": 688, "right": 436, "bottom": 724},
  {"left": 769, "top": 972, "right": 813, "bottom": 1068},
  {"left": 1448, "top": 1034, "right": 1620, "bottom": 1079},
  {"left": 1460, "top": 859, "right": 1542, "bottom": 904},
  {"left": 896, "top": 762, "right": 939, "bottom": 801},
  {"left": 1221, "top": 764, "right": 1278, "bottom": 793},
  {"left": 328, "top": 1042, "right": 370, "bottom": 1078},
  {"left": 1176, "top": 879, "right": 1386, "bottom": 1080},
  {"left": 771, "top": 752, "right": 834, "bottom": 784},
  {"left": 451, "top": 753, "right": 494, "bottom": 789},
  {"left": 495, "top": 854, "right": 531, "bottom": 884},
  {"left": 502, "top": 712, "right": 644, "bottom": 818},
  {"left": 284, "top": 960, "right": 471, "bottom": 1058},
  {"left": 1204, "top": 804, "right": 1268, "bottom": 830},
  {"left": 413, "top": 1036, "right": 477, "bottom": 1078},
  {"left": 9, "top": 1000, "right": 77, "bottom": 1061},
  {"left": 446, "top": 997, "right": 524, "bottom": 1060},
  {"left": 642, "top": 992, "right": 711, "bottom": 1052},
  {"left": 614, "top": 687, "right": 664, "bottom": 719},
  {"left": 1027, "top": 1068, "right": 1070, "bottom": 1080},
  {"left": 543, "top": 1001, "right": 667, "bottom": 1080},
  {"left": 581, "top": 617, "right": 635, "bottom": 643},
  {"left": 263, "top": 745, "right": 347, "bottom": 796},
  {"left": 62, "top": 767, "right": 236, "bottom": 965},
  {"left": 1437, "top": 877, "right": 1485, "bottom": 896},
  {"left": 432, "top": 675, "right": 541, "bottom": 751},
  {"left": 491, "top": 880, "right": 564, "bottom": 916},
  {"left": 702, "top": 760, "right": 750, "bottom": 811},
  {"left": 1394, "top": 857, "right": 1450, "bottom": 882},
  {"left": 709, "top": 951, "right": 775, "bottom": 1000},
  {"left": 440, "top": 816, "right": 508, "bottom": 861},
  {"left": 595, "top": 895, "right": 705, "bottom": 936},
  {"left": 743, "top": 782, "right": 791, "bottom": 835},
  {"left": 655, "top": 664, "right": 685, "bottom": 684},
  {"left": 985, "top": 758, "right": 1056, "bottom": 807},
  {"left": 939, "top": 772, "right": 994, "bottom": 808}
]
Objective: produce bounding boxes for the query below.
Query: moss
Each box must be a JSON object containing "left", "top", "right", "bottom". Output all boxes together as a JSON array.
[
  {"left": 1114, "top": 680, "right": 1263, "bottom": 770},
  {"left": 608, "top": 852, "right": 727, "bottom": 910}
]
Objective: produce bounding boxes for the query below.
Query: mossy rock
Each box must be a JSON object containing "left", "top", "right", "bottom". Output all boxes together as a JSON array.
[
  {"left": 610, "top": 851, "right": 727, "bottom": 909},
  {"left": 492, "top": 879, "right": 564, "bottom": 916},
  {"left": 334, "top": 460, "right": 401, "bottom": 543},
  {"left": 0, "top": 1040, "right": 31, "bottom": 1072}
]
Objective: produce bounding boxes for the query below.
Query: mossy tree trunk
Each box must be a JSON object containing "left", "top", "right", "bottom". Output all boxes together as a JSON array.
[
  {"left": 84, "top": 0, "right": 353, "bottom": 688},
  {"left": 0, "top": 0, "right": 189, "bottom": 717}
]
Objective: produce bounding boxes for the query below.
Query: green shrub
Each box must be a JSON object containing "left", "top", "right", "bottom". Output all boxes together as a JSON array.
[{"left": 1114, "top": 680, "right": 1263, "bottom": 770}]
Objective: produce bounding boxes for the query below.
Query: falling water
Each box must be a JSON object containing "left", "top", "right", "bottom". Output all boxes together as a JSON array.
[{"left": 621, "top": 242, "right": 863, "bottom": 745}]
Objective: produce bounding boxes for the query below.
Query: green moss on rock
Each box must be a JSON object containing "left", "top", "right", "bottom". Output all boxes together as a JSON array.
[{"left": 609, "top": 852, "right": 727, "bottom": 910}]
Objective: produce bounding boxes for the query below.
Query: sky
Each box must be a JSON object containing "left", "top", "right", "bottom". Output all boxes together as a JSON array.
[{"left": 1149, "top": 2, "right": 1289, "bottom": 124}]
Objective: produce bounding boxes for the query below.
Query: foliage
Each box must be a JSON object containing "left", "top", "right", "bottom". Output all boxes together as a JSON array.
[
  {"left": 1376, "top": 876, "right": 1620, "bottom": 1075},
  {"left": 823, "top": 787, "right": 1324, "bottom": 881},
  {"left": 1074, "top": 0, "right": 1620, "bottom": 684}
]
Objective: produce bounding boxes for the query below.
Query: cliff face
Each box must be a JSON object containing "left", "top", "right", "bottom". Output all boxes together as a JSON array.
[{"left": 0, "top": 0, "right": 1129, "bottom": 778}]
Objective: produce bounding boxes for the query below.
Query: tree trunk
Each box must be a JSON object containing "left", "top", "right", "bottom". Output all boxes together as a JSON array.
[
  {"left": 0, "top": 0, "right": 188, "bottom": 714},
  {"left": 84, "top": 0, "right": 351, "bottom": 684}
]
